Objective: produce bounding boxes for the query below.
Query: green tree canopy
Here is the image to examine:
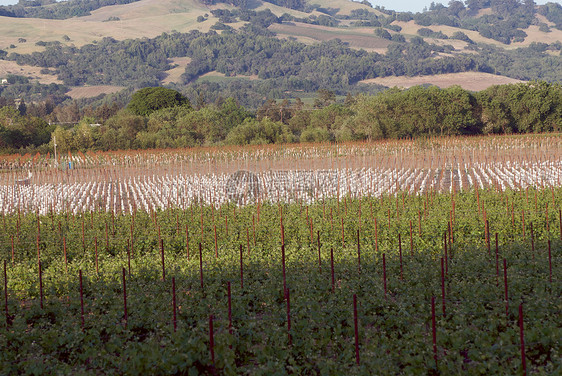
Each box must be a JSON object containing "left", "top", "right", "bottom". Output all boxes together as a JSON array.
[{"left": 127, "top": 87, "right": 191, "bottom": 117}]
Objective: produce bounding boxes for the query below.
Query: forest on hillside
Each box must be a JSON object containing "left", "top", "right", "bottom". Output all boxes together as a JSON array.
[
  {"left": 2, "top": 13, "right": 562, "bottom": 109},
  {"left": 0, "top": 82, "right": 560, "bottom": 154}
]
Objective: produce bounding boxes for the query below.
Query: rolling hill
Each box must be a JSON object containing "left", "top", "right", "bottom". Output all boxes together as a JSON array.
[{"left": 0, "top": 0, "right": 561, "bottom": 104}]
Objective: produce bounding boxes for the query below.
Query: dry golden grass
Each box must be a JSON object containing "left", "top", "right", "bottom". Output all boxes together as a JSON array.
[
  {"left": 303, "top": 0, "right": 383, "bottom": 16},
  {"left": 535, "top": 14, "right": 556, "bottom": 27},
  {"left": 161, "top": 57, "right": 192, "bottom": 85},
  {"left": 513, "top": 25, "right": 562, "bottom": 47},
  {"left": 0, "top": 0, "right": 220, "bottom": 53},
  {"left": 67, "top": 85, "right": 125, "bottom": 99},
  {"left": 198, "top": 71, "right": 260, "bottom": 81},
  {"left": 269, "top": 22, "right": 390, "bottom": 52},
  {"left": 0, "top": 60, "right": 62, "bottom": 84},
  {"left": 360, "top": 72, "right": 525, "bottom": 91}
]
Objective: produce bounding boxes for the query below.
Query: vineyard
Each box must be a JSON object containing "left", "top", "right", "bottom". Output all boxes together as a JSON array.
[{"left": 0, "top": 135, "right": 561, "bottom": 374}]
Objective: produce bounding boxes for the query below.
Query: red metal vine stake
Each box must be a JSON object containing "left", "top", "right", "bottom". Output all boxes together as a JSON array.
[
  {"left": 39, "top": 261, "right": 44, "bottom": 309},
  {"left": 281, "top": 244, "right": 287, "bottom": 294}
]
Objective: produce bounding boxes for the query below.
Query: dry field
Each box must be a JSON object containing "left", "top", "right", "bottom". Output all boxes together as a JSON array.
[
  {"left": 161, "top": 57, "right": 192, "bottom": 85},
  {"left": 0, "top": 60, "right": 62, "bottom": 84},
  {"left": 67, "top": 85, "right": 125, "bottom": 99},
  {"left": 0, "top": 0, "right": 220, "bottom": 54},
  {"left": 360, "top": 72, "right": 525, "bottom": 91},
  {"left": 270, "top": 22, "right": 391, "bottom": 52},
  {"left": 197, "top": 71, "right": 260, "bottom": 82}
]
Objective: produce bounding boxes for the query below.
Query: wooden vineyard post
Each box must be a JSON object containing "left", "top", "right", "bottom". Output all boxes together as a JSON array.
[
  {"left": 10, "top": 236, "right": 14, "bottom": 265},
  {"left": 122, "top": 267, "right": 128, "bottom": 330},
  {"left": 79, "top": 270, "right": 85, "bottom": 331},
  {"left": 172, "top": 277, "right": 177, "bottom": 332},
  {"left": 330, "top": 248, "right": 335, "bottom": 293},
  {"left": 519, "top": 304, "right": 527, "bottom": 376},
  {"left": 239, "top": 244, "right": 244, "bottom": 289},
  {"left": 199, "top": 243, "right": 204, "bottom": 289},
  {"left": 431, "top": 296, "right": 438, "bottom": 370},
  {"left": 286, "top": 288, "right": 292, "bottom": 346},
  {"left": 4, "top": 260, "right": 9, "bottom": 327},
  {"left": 353, "top": 294, "right": 360, "bottom": 366}
]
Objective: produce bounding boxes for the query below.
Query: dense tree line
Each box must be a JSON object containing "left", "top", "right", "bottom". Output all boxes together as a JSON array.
[
  {"left": 1, "top": 82, "right": 560, "bottom": 154},
  {"left": 4, "top": 26, "right": 477, "bottom": 101},
  {"left": 2, "top": 1, "right": 562, "bottom": 107}
]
